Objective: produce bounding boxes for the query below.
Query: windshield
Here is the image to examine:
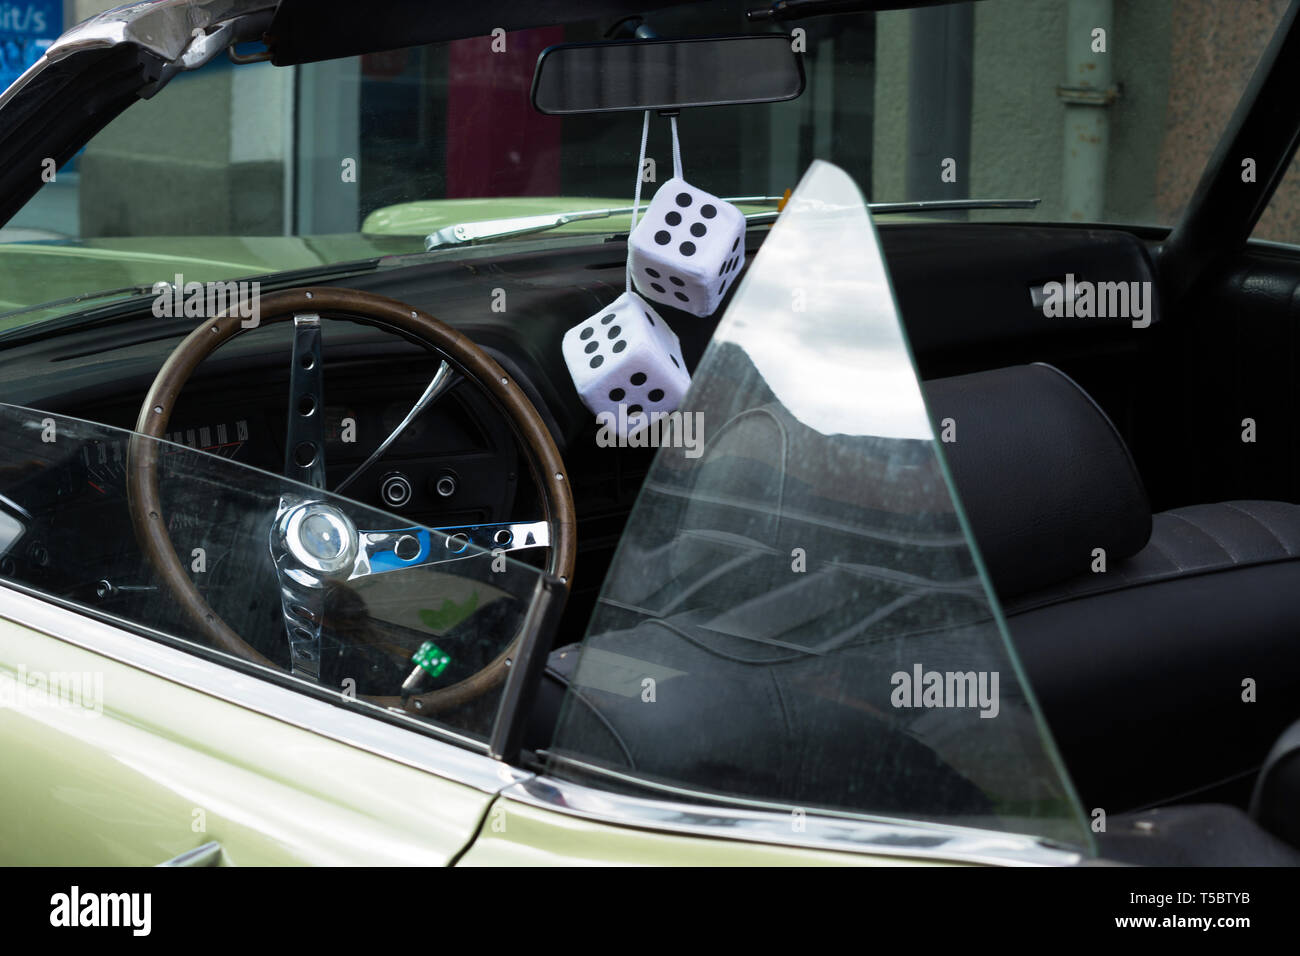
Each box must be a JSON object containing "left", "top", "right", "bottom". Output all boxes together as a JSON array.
[
  {"left": 542, "top": 160, "right": 1092, "bottom": 849},
  {"left": 0, "top": 404, "right": 548, "bottom": 744},
  {"left": 0, "top": 0, "right": 1286, "bottom": 333}
]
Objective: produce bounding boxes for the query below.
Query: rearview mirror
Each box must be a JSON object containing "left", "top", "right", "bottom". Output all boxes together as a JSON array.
[{"left": 531, "top": 35, "right": 805, "bottom": 115}]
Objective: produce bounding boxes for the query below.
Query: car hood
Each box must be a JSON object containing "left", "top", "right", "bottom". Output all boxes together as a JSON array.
[{"left": 0, "top": 234, "right": 407, "bottom": 329}]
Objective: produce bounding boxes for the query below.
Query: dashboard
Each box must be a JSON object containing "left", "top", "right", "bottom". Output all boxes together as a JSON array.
[
  {"left": 0, "top": 222, "right": 1160, "bottom": 645},
  {"left": 0, "top": 241, "right": 691, "bottom": 637},
  {"left": 83, "top": 358, "right": 524, "bottom": 532}
]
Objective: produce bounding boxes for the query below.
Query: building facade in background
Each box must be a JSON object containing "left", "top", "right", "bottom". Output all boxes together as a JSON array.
[{"left": 8, "top": 1, "right": 1300, "bottom": 248}]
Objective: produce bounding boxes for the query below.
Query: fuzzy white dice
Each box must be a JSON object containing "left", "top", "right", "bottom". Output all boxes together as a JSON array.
[
  {"left": 628, "top": 177, "right": 746, "bottom": 318},
  {"left": 562, "top": 291, "right": 691, "bottom": 437}
]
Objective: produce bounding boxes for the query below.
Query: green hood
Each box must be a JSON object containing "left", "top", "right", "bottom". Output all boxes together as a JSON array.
[
  {"left": 0, "top": 195, "right": 775, "bottom": 334},
  {"left": 0, "top": 234, "right": 411, "bottom": 332}
]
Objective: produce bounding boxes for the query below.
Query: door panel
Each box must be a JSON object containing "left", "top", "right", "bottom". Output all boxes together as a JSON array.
[
  {"left": 0, "top": 613, "right": 493, "bottom": 866},
  {"left": 1157, "top": 244, "right": 1300, "bottom": 509}
]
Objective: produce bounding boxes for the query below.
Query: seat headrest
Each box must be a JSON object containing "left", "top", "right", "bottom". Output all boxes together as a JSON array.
[{"left": 924, "top": 363, "right": 1151, "bottom": 599}]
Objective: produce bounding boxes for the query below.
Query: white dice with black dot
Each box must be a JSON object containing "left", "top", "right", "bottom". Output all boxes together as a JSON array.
[
  {"left": 628, "top": 177, "right": 746, "bottom": 318},
  {"left": 562, "top": 291, "right": 691, "bottom": 437}
]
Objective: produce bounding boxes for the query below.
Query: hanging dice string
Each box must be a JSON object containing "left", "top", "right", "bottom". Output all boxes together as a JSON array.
[
  {"left": 627, "top": 109, "right": 651, "bottom": 295},
  {"left": 561, "top": 110, "right": 699, "bottom": 439},
  {"left": 628, "top": 112, "right": 684, "bottom": 294},
  {"left": 670, "top": 113, "right": 683, "bottom": 181}
]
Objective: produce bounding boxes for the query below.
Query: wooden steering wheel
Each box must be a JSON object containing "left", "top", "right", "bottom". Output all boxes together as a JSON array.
[{"left": 127, "top": 287, "right": 576, "bottom": 714}]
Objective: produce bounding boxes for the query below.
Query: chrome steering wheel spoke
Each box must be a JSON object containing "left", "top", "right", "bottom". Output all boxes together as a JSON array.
[
  {"left": 269, "top": 498, "right": 548, "bottom": 681},
  {"left": 276, "top": 313, "right": 329, "bottom": 675},
  {"left": 352, "top": 520, "right": 550, "bottom": 580},
  {"left": 335, "top": 360, "right": 460, "bottom": 495},
  {"left": 285, "top": 313, "right": 326, "bottom": 489}
]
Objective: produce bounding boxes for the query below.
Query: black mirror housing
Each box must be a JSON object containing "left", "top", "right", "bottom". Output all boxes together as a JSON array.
[{"left": 531, "top": 35, "right": 805, "bottom": 115}]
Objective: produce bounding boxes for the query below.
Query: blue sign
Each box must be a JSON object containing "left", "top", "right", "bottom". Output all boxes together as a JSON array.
[{"left": 0, "top": 1, "right": 61, "bottom": 92}]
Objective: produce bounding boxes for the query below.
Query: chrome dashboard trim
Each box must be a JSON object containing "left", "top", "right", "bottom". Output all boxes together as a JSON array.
[{"left": 0, "top": 581, "right": 527, "bottom": 794}]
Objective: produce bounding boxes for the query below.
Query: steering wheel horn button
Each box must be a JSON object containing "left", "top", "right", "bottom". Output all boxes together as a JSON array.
[
  {"left": 275, "top": 500, "right": 358, "bottom": 577},
  {"left": 301, "top": 512, "right": 346, "bottom": 561}
]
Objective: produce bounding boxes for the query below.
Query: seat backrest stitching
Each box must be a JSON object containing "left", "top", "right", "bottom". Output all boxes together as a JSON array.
[
  {"left": 1142, "top": 522, "right": 1185, "bottom": 572},
  {"left": 1220, "top": 501, "right": 1295, "bottom": 557},
  {"left": 1167, "top": 510, "right": 1238, "bottom": 563}
]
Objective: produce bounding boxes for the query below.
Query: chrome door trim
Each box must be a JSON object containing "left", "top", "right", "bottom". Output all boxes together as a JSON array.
[
  {"left": 499, "top": 773, "right": 1087, "bottom": 867},
  {"left": 157, "top": 841, "right": 222, "bottom": 867},
  {"left": 0, "top": 582, "right": 526, "bottom": 794}
]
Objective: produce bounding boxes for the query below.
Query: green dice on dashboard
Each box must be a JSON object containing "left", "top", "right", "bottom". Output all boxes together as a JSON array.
[{"left": 412, "top": 641, "right": 451, "bottom": 679}]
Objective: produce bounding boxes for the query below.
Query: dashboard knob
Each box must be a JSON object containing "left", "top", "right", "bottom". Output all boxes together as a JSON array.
[{"left": 380, "top": 472, "right": 413, "bottom": 508}]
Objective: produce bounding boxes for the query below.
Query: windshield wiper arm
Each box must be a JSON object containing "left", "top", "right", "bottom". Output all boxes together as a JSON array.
[
  {"left": 424, "top": 197, "right": 1040, "bottom": 249},
  {"left": 0, "top": 283, "right": 161, "bottom": 323},
  {"left": 867, "top": 198, "right": 1040, "bottom": 214},
  {"left": 424, "top": 196, "right": 790, "bottom": 250}
]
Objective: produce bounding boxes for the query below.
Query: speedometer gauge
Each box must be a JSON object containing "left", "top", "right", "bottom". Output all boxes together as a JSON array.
[{"left": 163, "top": 419, "right": 250, "bottom": 459}]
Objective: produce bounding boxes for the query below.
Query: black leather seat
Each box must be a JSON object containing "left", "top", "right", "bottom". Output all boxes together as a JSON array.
[
  {"left": 1098, "top": 804, "right": 1300, "bottom": 866},
  {"left": 1251, "top": 716, "right": 1300, "bottom": 850},
  {"left": 1095, "top": 715, "right": 1300, "bottom": 864},
  {"left": 926, "top": 364, "right": 1300, "bottom": 814},
  {"left": 532, "top": 360, "right": 1300, "bottom": 863}
]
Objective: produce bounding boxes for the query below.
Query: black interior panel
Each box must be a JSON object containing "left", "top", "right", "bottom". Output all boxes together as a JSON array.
[{"left": 1150, "top": 244, "right": 1300, "bottom": 510}]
